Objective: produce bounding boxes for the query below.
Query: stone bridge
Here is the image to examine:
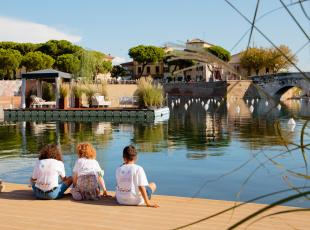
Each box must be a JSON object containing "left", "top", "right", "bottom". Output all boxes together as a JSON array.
[{"left": 251, "top": 72, "right": 310, "bottom": 99}]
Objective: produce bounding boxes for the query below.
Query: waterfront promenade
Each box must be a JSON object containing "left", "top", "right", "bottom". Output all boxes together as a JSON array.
[{"left": 0, "top": 183, "right": 309, "bottom": 230}]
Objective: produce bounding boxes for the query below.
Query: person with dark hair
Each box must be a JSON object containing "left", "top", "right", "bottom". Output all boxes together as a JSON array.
[
  {"left": 30, "top": 144, "right": 72, "bottom": 200},
  {"left": 115, "top": 145, "right": 158, "bottom": 207}
]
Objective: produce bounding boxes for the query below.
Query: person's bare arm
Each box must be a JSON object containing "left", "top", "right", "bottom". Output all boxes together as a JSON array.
[
  {"left": 139, "top": 186, "right": 159, "bottom": 208},
  {"left": 98, "top": 176, "right": 110, "bottom": 196},
  {"left": 30, "top": 177, "right": 36, "bottom": 185}
]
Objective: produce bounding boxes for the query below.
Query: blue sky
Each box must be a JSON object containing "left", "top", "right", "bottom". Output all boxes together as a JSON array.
[{"left": 0, "top": 0, "right": 309, "bottom": 70}]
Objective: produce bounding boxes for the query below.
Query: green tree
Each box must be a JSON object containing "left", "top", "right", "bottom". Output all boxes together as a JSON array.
[
  {"left": 111, "top": 65, "right": 127, "bottom": 78},
  {"left": 0, "top": 42, "right": 17, "bottom": 50},
  {"left": 205, "top": 46, "right": 231, "bottom": 62},
  {"left": 55, "top": 53, "right": 80, "bottom": 74},
  {"left": 240, "top": 47, "right": 266, "bottom": 75},
  {"left": 129, "top": 45, "right": 165, "bottom": 78},
  {"left": 240, "top": 45, "right": 296, "bottom": 75},
  {"left": 0, "top": 48, "right": 22, "bottom": 79},
  {"left": 14, "top": 43, "right": 39, "bottom": 55},
  {"left": 75, "top": 50, "right": 112, "bottom": 81},
  {"left": 22, "top": 51, "right": 55, "bottom": 72},
  {"left": 89, "top": 50, "right": 112, "bottom": 75},
  {"left": 166, "top": 58, "right": 195, "bottom": 75},
  {"left": 38, "top": 40, "right": 82, "bottom": 59},
  {"left": 0, "top": 42, "right": 39, "bottom": 55},
  {"left": 75, "top": 50, "right": 95, "bottom": 81},
  {"left": 265, "top": 45, "right": 297, "bottom": 73}
]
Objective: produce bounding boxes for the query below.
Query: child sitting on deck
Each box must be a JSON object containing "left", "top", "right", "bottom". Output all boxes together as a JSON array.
[
  {"left": 71, "top": 143, "right": 108, "bottom": 200},
  {"left": 30, "top": 144, "right": 72, "bottom": 200},
  {"left": 115, "top": 145, "right": 158, "bottom": 208}
]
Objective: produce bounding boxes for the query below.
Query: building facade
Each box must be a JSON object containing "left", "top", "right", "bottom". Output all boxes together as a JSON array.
[
  {"left": 229, "top": 52, "right": 270, "bottom": 79},
  {"left": 122, "top": 39, "right": 232, "bottom": 82}
]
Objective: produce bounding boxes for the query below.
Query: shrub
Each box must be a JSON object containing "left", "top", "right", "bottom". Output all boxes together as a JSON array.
[
  {"left": 59, "top": 84, "right": 70, "bottom": 99},
  {"left": 83, "top": 84, "right": 97, "bottom": 106},
  {"left": 42, "top": 83, "right": 55, "bottom": 101},
  {"left": 135, "top": 76, "right": 164, "bottom": 108},
  {"left": 205, "top": 46, "right": 231, "bottom": 62},
  {"left": 99, "top": 82, "right": 108, "bottom": 98},
  {"left": 72, "top": 84, "right": 84, "bottom": 99}
]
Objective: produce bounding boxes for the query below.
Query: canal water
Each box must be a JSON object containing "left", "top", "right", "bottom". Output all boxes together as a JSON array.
[{"left": 0, "top": 98, "right": 309, "bottom": 207}]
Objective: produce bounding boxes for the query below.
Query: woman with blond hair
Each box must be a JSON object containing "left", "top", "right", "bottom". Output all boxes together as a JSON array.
[
  {"left": 30, "top": 144, "right": 72, "bottom": 200},
  {"left": 71, "top": 143, "right": 109, "bottom": 200}
]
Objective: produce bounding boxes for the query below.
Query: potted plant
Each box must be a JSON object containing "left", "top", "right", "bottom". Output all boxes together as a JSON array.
[
  {"left": 59, "top": 84, "right": 70, "bottom": 109},
  {"left": 72, "top": 85, "right": 84, "bottom": 108},
  {"left": 84, "top": 84, "right": 97, "bottom": 108},
  {"left": 99, "top": 82, "right": 108, "bottom": 99},
  {"left": 135, "top": 77, "right": 164, "bottom": 109}
]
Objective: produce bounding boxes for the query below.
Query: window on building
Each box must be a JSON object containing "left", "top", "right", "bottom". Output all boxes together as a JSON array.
[
  {"left": 156, "top": 66, "right": 160, "bottom": 73},
  {"left": 138, "top": 67, "right": 142, "bottom": 73},
  {"left": 147, "top": 66, "right": 151, "bottom": 73},
  {"left": 196, "top": 66, "right": 203, "bottom": 71}
]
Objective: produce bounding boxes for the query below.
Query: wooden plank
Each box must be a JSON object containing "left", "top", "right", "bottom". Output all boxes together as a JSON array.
[{"left": 0, "top": 183, "right": 309, "bottom": 230}]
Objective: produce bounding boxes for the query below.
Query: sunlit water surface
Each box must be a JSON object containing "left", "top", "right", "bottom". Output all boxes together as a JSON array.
[{"left": 0, "top": 98, "right": 309, "bottom": 207}]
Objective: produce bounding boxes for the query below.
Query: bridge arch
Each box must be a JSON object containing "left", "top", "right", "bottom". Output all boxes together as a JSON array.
[
  {"left": 251, "top": 72, "right": 310, "bottom": 99},
  {"left": 274, "top": 85, "right": 302, "bottom": 100}
]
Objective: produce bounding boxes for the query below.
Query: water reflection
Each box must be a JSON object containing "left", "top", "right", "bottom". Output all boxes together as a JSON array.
[
  {"left": 0, "top": 98, "right": 309, "bottom": 158},
  {"left": 132, "top": 123, "right": 167, "bottom": 152},
  {"left": 168, "top": 102, "right": 230, "bottom": 151}
]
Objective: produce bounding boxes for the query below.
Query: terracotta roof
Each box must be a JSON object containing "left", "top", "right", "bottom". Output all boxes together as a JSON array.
[{"left": 104, "top": 55, "right": 114, "bottom": 60}]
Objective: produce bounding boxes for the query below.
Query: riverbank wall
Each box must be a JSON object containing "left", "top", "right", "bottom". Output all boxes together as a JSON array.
[
  {"left": 0, "top": 80, "right": 271, "bottom": 108},
  {"left": 163, "top": 80, "right": 264, "bottom": 99},
  {"left": 163, "top": 81, "right": 227, "bottom": 98}
]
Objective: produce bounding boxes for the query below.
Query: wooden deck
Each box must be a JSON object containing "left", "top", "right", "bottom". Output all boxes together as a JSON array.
[{"left": 0, "top": 183, "right": 309, "bottom": 230}]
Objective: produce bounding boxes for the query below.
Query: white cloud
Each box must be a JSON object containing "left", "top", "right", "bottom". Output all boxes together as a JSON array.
[
  {"left": 112, "top": 56, "right": 130, "bottom": 65},
  {"left": 0, "top": 16, "right": 81, "bottom": 43}
]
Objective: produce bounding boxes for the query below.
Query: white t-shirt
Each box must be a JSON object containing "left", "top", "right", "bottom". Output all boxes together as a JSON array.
[
  {"left": 73, "top": 158, "right": 103, "bottom": 177},
  {"left": 32, "top": 159, "right": 65, "bottom": 191},
  {"left": 115, "top": 164, "right": 149, "bottom": 205}
]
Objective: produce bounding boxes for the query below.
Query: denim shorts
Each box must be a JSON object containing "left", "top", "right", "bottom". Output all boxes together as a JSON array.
[
  {"left": 146, "top": 186, "right": 152, "bottom": 200},
  {"left": 32, "top": 182, "right": 69, "bottom": 200}
]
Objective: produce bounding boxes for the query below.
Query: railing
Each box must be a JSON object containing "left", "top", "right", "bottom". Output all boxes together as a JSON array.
[
  {"left": 118, "top": 96, "right": 139, "bottom": 107},
  {"left": 94, "top": 79, "right": 137, "bottom": 85}
]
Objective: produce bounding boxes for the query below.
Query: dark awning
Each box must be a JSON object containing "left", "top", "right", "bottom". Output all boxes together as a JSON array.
[{"left": 22, "top": 69, "right": 72, "bottom": 80}]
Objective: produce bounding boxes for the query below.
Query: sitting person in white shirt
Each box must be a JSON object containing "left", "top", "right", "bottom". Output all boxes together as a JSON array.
[
  {"left": 30, "top": 144, "right": 72, "bottom": 200},
  {"left": 71, "top": 143, "right": 109, "bottom": 200},
  {"left": 116, "top": 145, "right": 159, "bottom": 208}
]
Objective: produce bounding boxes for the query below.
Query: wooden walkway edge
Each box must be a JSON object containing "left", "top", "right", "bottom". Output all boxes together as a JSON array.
[{"left": 0, "top": 183, "right": 309, "bottom": 230}]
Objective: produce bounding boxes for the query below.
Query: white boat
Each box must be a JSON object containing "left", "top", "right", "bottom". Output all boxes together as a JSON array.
[{"left": 154, "top": 107, "right": 170, "bottom": 117}]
